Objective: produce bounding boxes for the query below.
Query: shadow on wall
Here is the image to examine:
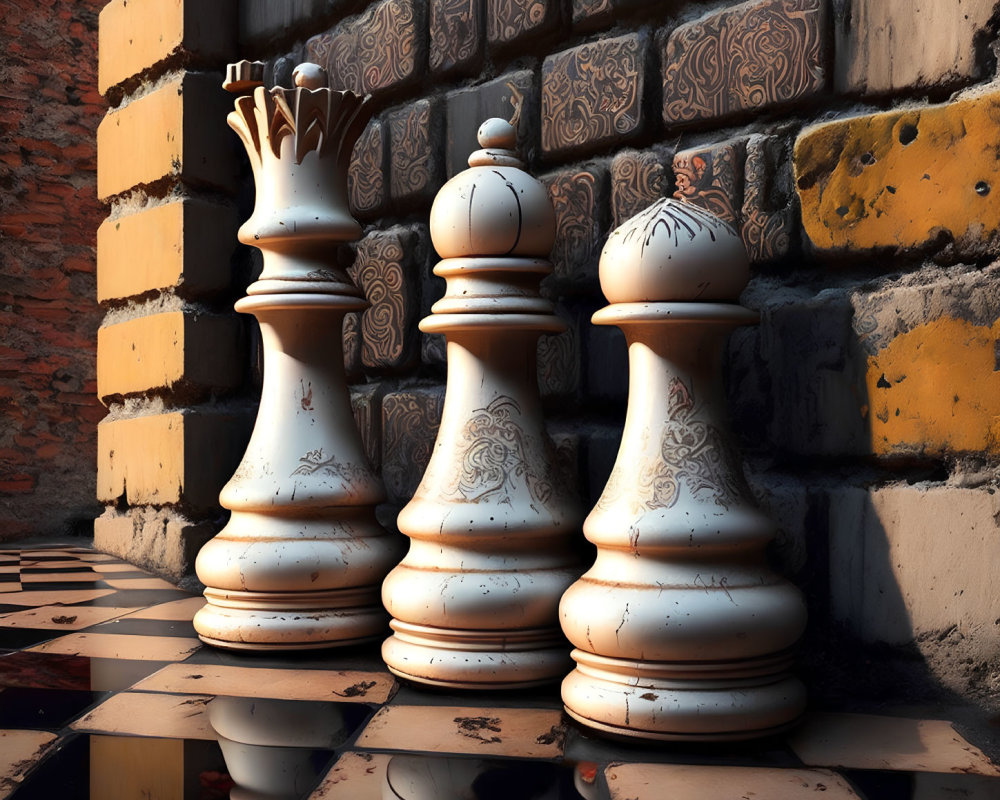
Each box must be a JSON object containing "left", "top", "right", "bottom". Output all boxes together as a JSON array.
[{"left": 727, "top": 276, "right": 1000, "bottom": 729}]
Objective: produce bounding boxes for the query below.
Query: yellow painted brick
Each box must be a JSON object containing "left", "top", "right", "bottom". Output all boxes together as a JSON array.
[
  {"left": 97, "top": 73, "right": 237, "bottom": 200},
  {"left": 97, "top": 411, "right": 249, "bottom": 509},
  {"left": 97, "top": 200, "right": 237, "bottom": 302},
  {"left": 866, "top": 315, "right": 1000, "bottom": 455},
  {"left": 97, "top": 311, "right": 242, "bottom": 402},
  {"left": 795, "top": 88, "right": 1000, "bottom": 253},
  {"left": 99, "top": 0, "right": 236, "bottom": 95}
]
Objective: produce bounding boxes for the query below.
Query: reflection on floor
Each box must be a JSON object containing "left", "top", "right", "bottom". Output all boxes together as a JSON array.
[{"left": 1, "top": 544, "right": 999, "bottom": 799}]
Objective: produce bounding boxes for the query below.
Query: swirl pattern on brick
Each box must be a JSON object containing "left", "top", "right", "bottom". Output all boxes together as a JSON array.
[
  {"left": 542, "top": 33, "right": 645, "bottom": 156},
  {"left": 355, "top": 232, "right": 413, "bottom": 371},
  {"left": 673, "top": 142, "right": 743, "bottom": 225},
  {"left": 611, "top": 149, "right": 667, "bottom": 229},
  {"left": 487, "top": 0, "right": 553, "bottom": 45},
  {"left": 545, "top": 169, "right": 603, "bottom": 284},
  {"left": 350, "top": 119, "right": 384, "bottom": 217},
  {"left": 663, "top": 0, "right": 825, "bottom": 124},
  {"left": 358, "top": 0, "right": 420, "bottom": 93},
  {"left": 383, "top": 390, "right": 444, "bottom": 504},
  {"left": 430, "top": 0, "right": 481, "bottom": 74},
  {"left": 390, "top": 101, "right": 435, "bottom": 204}
]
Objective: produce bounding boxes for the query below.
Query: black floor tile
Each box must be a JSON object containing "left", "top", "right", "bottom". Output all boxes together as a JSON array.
[{"left": 0, "top": 687, "right": 103, "bottom": 729}]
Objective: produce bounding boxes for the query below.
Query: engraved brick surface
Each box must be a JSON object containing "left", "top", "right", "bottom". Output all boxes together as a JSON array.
[
  {"left": 239, "top": 0, "right": 340, "bottom": 49},
  {"left": 97, "top": 74, "right": 237, "bottom": 200},
  {"left": 97, "top": 411, "right": 250, "bottom": 511},
  {"left": 307, "top": 26, "right": 362, "bottom": 93},
  {"left": 96, "top": 311, "right": 242, "bottom": 402},
  {"left": 794, "top": 89, "right": 1000, "bottom": 257},
  {"left": 610, "top": 148, "right": 669, "bottom": 229},
  {"left": 672, "top": 139, "right": 746, "bottom": 225},
  {"left": 350, "top": 383, "right": 386, "bottom": 471},
  {"left": 662, "top": 0, "right": 826, "bottom": 126},
  {"left": 349, "top": 118, "right": 386, "bottom": 219},
  {"left": 382, "top": 387, "right": 446, "bottom": 505},
  {"left": 353, "top": 228, "right": 420, "bottom": 373},
  {"left": 388, "top": 100, "right": 442, "bottom": 208},
  {"left": 97, "top": 200, "right": 237, "bottom": 302},
  {"left": 542, "top": 33, "right": 647, "bottom": 158},
  {"left": 537, "top": 310, "right": 580, "bottom": 401},
  {"left": 430, "top": 0, "right": 483, "bottom": 76},
  {"left": 445, "top": 70, "right": 537, "bottom": 178},
  {"left": 835, "top": 0, "right": 995, "bottom": 95},
  {"left": 342, "top": 312, "right": 361, "bottom": 380},
  {"left": 742, "top": 134, "right": 797, "bottom": 263},
  {"left": 542, "top": 164, "right": 609, "bottom": 290},
  {"left": 305, "top": 0, "right": 423, "bottom": 95},
  {"left": 487, "top": 0, "right": 560, "bottom": 48},
  {"left": 571, "top": 0, "right": 642, "bottom": 29}
]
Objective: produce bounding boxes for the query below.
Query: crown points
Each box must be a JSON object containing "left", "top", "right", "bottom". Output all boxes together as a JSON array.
[
  {"left": 224, "top": 60, "right": 265, "bottom": 94},
  {"left": 292, "top": 63, "right": 329, "bottom": 90}
]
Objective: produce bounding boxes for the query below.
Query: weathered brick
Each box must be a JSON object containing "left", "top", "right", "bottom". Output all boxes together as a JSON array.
[
  {"left": 97, "top": 410, "right": 250, "bottom": 510},
  {"left": 662, "top": 0, "right": 827, "bottom": 126},
  {"left": 445, "top": 70, "right": 537, "bottom": 178},
  {"left": 542, "top": 163, "right": 609, "bottom": 290},
  {"left": 487, "top": 0, "right": 560, "bottom": 48},
  {"left": 583, "top": 318, "right": 628, "bottom": 406},
  {"left": 609, "top": 147, "right": 669, "bottom": 229},
  {"left": 388, "top": 99, "right": 442, "bottom": 208},
  {"left": 306, "top": 0, "right": 424, "bottom": 96},
  {"left": 352, "top": 227, "right": 421, "bottom": 373},
  {"left": 742, "top": 134, "right": 797, "bottom": 263},
  {"left": 581, "top": 424, "right": 623, "bottom": 508},
  {"left": 96, "top": 311, "right": 243, "bottom": 402},
  {"left": 672, "top": 139, "right": 746, "bottom": 225},
  {"left": 795, "top": 89, "right": 1000, "bottom": 257},
  {"left": 430, "top": 0, "right": 483, "bottom": 76},
  {"left": 834, "top": 0, "right": 996, "bottom": 95},
  {"left": 94, "top": 506, "right": 215, "bottom": 585},
  {"left": 350, "top": 382, "right": 386, "bottom": 471},
  {"left": 731, "top": 265, "right": 1000, "bottom": 460},
  {"left": 828, "top": 484, "right": 1000, "bottom": 654},
  {"left": 97, "top": 74, "right": 238, "bottom": 200},
  {"left": 97, "top": 200, "right": 237, "bottom": 302},
  {"left": 349, "top": 118, "right": 386, "bottom": 219},
  {"left": 343, "top": 312, "right": 361, "bottom": 380},
  {"left": 99, "top": 0, "right": 236, "bottom": 95},
  {"left": 382, "top": 387, "right": 445, "bottom": 505},
  {"left": 541, "top": 33, "right": 648, "bottom": 158}
]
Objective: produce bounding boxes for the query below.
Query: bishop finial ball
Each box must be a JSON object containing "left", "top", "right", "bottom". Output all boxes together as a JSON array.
[
  {"left": 293, "top": 63, "right": 328, "bottom": 90},
  {"left": 477, "top": 118, "right": 516, "bottom": 150}
]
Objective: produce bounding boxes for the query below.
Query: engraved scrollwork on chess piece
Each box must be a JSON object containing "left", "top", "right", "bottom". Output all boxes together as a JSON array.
[
  {"left": 558, "top": 198, "right": 807, "bottom": 740},
  {"left": 380, "top": 118, "right": 583, "bottom": 688},
  {"left": 193, "top": 62, "right": 403, "bottom": 650}
]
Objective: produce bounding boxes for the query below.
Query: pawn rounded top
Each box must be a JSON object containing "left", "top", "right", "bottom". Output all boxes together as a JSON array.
[
  {"left": 292, "top": 63, "right": 329, "bottom": 90},
  {"left": 429, "top": 118, "right": 555, "bottom": 260},
  {"left": 477, "top": 117, "right": 516, "bottom": 150},
  {"left": 599, "top": 198, "right": 750, "bottom": 304}
]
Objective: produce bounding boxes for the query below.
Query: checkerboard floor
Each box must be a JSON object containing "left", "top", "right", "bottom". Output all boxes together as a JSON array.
[{"left": 2, "top": 544, "right": 999, "bottom": 799}]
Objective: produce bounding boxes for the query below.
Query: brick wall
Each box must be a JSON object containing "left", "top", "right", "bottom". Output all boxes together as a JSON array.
[
  {"left": 0, "top": 0, "right": 106, "bottom": 541},
  {"left": 94, "top": 0, "right": 1000, "bottom": 710}
]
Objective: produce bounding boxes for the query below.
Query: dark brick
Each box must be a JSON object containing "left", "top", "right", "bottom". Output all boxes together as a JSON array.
[
  {"left": 662, "top": 0, "right": 827, "bottom": 126},
  {"left": 487, "top": 0, "right": 560, "bottom": 48},
  {"left": 421, "top": 332, "right": 447, "bottom": 368},
  {"left": 581, "top": 424, "right": 624, "bottom": 509},
  {"left": 672, "top": 139, "right": 747, "bottom": 225},
  {"left": 353, "top": 227, "right": 421, "bottom": 373},
  {"left": 349, "top": 118, "right": 386, "bottom": 219},
  {"left": 571, "top": 0, "right": 643, "bottom": 30},
  {"left": 430, "top": 0, "right": 483, "bottom": 76},
  {"left": 445, "top": 70, "right": 537, "bottom": 178},
  {"left": 240, "top": 0, "right": 342, "bottom": 49},
  {"left": 382, "top": 387, "right": 446, "bottom": 505},
  {"left": 306, "top": 26, "right": 362, "bottom": 94},
  {"left": 389, "top": 99, "right": 442, "bottom": 208},
  {"left": 742, "top": 134, "right": 798, "bottom": 264},
  {"left": 343, "top": 312, "right": 361, "bottom": 380},
  {"left": 537, "top": 307, "right": 580, "bottom": 401},
  {"left": 306, "top": 0, "right": 424, "bottom": 96},
  {"left": 583, "top": 320, "right": 627, "bottom": 405},
  {"left": 609, "top": 147, "right": 670, "bottom": 229},
  {"left": 542, "top": 163, "right": 610, "bottom": 291},
  {"left": 350, "top": 382, "right": 386, "bottom": 471},
  {"left": 541, "top": 33, "right": 648, "bottom": 158}
]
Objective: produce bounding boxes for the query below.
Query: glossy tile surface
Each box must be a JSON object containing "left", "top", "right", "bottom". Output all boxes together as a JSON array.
[{"left": 1, "top": 544, "right": 999, "bottom": 800}]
